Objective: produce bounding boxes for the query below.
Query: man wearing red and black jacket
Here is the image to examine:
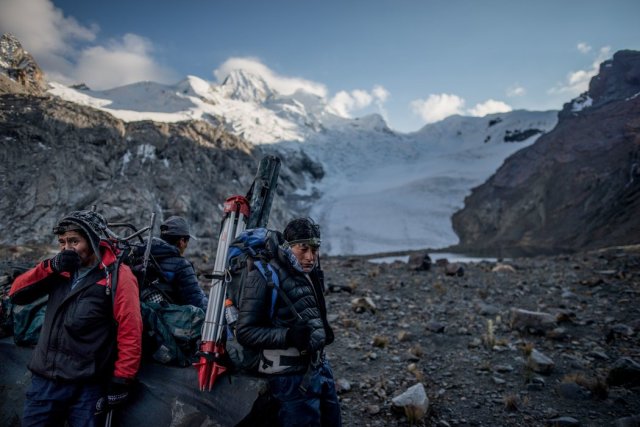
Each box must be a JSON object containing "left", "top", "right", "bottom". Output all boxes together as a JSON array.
[{"left": 10, "top": 210, "right": 142, "bottom": 427}]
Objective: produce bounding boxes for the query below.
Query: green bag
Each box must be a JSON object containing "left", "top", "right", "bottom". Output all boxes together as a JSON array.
[
  {"left": 12, "top": 295, "right": 48, "bottom": 346},
  {"left": 141, "top": 302, "right": 204, "bottom": 367}
]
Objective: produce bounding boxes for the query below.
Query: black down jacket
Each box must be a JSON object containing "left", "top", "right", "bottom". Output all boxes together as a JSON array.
[
  {"left": 235, "top": 243, "right": 335, "bottom": 360},
  {"left": 143, "top": 238, "right": 208, "bottom": 311}
]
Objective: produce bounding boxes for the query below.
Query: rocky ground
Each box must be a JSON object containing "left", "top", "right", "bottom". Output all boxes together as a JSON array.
[
  {"left": 317, "top": 246, "right": 640, "bottom": 426},
  {"left": 2, "top": 244, "right": 639, "bottom": 427}
]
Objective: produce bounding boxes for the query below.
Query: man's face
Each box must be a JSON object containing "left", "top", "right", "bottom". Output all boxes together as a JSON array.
[
  {"left": 177, "top": 237, "right": 189, "bottom": 256},
  {"left": 290, "top": 243, "right": 319, "bottom": 273},
  {"left": 57, "top": 230, "right": 96, "bottom": 267}
]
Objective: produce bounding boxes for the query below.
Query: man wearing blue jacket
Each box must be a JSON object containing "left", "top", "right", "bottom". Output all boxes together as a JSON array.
[{"left": 139, "top": 216, "right": 208, "bottom": 311}]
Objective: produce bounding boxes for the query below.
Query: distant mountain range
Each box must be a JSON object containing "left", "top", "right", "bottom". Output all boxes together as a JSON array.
[
  {"left": 44, "top": 54, "right": 559, "bottom": 255},
  {"left": 2, "top": 33, "right": 636, "bottom": 256}
]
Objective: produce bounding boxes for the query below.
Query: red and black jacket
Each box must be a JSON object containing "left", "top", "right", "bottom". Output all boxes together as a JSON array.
[{"left": 9, "top": 241, "right": 142, "bottom": 383}]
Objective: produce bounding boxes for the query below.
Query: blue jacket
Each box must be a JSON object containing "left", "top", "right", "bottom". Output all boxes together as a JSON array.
[{"left": 146, "top": 237, "right": 208, "bottom": 311}]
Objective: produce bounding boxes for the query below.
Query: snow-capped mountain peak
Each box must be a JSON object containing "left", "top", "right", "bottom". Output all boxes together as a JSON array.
[
  {"left": 175, "top": 75, "right": 215, "bottom": 98},
  {"left": 219, "top": 69, "right": 275, "bottom": 103}
]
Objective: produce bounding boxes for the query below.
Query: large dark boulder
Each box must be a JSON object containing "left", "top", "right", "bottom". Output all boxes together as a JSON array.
[{"left": 0, "top": 338, "right": 272, "bottom": 427}]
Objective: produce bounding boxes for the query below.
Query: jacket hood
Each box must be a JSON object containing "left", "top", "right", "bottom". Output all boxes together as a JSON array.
[
  {"left": 98, "top": 240, "right": 118, "bottom": 267},
  {"left": 276, "top": 244, "right": 310, "bottom": 274}
]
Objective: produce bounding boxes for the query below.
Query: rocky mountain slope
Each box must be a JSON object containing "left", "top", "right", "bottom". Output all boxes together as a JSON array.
[
  {"left": 0, "top": 90, "right": 323, "bottom": 256},
  {"left": 452, "top": 50, "right": 640, "bottom": 256},
  {"left": 0, "top": 34, "right": 322, "bottom": 255}
]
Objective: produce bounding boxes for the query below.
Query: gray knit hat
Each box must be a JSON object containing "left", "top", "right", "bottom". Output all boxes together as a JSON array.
[{"left": 53, "top": 210, "right": 108, "bottom": 258}]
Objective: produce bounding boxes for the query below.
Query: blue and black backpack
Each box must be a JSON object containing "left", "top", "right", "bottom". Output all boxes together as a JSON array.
[
  {"left": 226, "top": 228, "right": 288, "bottom": 317},
  {"left": 224, "top": 228, "right": 301, "bottom": 372}
]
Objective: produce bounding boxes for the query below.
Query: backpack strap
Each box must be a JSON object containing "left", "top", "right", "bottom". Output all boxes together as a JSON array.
[
  {"left": 106, "top": 250, "right": 125, "bottom": 306},
  {"left": 254, "top": 260, "right": 301, "bottom": 321}
]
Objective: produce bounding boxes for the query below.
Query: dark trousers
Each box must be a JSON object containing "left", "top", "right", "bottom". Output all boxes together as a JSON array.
[
  {"left": 23, "top": 374, "right": 103, "bottom": 427},
  {"left": 267, "top": 360, "right": 342, "bottom": 427}
]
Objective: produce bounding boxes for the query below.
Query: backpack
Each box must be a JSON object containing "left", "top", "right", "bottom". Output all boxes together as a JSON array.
[
  {"left": 12, "top": 295, "right": 47, "bottom": 346},
  {"left": 1, "top": 263, "right": 31, "bottom": 341},
  {"left": 224, "top": 228, "right": 302, "bottom": 373},
  {"left": 225, "top": 228, "right": 282, "bottom": 316},
  {"left": 122, "top": 241, "right": 204, "bottom": 365},
  {"left": 140, "top": 301, "right": 204, "bottom": 366},
  {"left": 125, "top": 243, "right": 175, "bottom": 305}
]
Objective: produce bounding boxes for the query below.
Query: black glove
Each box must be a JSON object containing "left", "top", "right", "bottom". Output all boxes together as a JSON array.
[
  {"left": 50, "top": 250, "right": 81, "bottom": 273},
  {"left": 95, "top": 380, "right": 132, "bottom": 414},
  {"left": 286, "top": 322, "right": 311, "bottom": 351}
]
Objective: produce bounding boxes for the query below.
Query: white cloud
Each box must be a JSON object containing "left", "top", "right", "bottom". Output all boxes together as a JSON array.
[
  {"left": 372, "top": 84, "right": 390, "bottom": 120},
  {"left": 410, "top": 94, "right": 513, "bottom": 124},
  {"left": 506, "top": 84, "right": 526, "bottom": 97},
  {"left": 410, "top": 93, "right": 465, "bottom": 124},
  {"left": 577, "top": 42, "right": 592, "bottom": 54},
  {"left": 0, "top": 0, "right": 97, "bottom": 77},
  {"left": 351, "top": 89, "right": 373, "bottom": 107},
  {"left": 468, "top": 99, "right": 512, "bottom": 117},
  {"left": 0, "top": 0, "right": 177, "bottom": 89},
  {"left": 325, "top": 85, "right": 390, "bottom": 118},
  {"left": 549, "top": 46, "right": 611, "bottom": 96},
  {"left": 372, "top": 85, "right": 389, "bottom": 103},
  {"left": 328, "top": 90, "right": 373, "bottom": 117},
  {"left": 214, "top": 57, "right": 327, "bottom": 98},
  {"left": 74, "top": 34, "right": 176, "bottom": 89}
]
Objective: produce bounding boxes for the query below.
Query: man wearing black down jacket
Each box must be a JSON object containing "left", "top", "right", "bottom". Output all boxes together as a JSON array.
[
  {"left": 139, "top": 216, "right": 208, "bottom": 311},
  {"left": 236, "top": 218, "right": 341, "bottom": 427}
]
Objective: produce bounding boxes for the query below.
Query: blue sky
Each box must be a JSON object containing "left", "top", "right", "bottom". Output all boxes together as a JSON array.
[{"left": 1, "top": 0, "right": 639, "bottom": 132}]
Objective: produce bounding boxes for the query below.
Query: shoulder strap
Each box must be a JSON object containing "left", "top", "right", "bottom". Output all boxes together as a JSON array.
[
  {"left": 254, "top": 260, "right": 301, "bottom": 321},
  {"left": 107, "top": 250, "right": 125, "bottom": 305}
]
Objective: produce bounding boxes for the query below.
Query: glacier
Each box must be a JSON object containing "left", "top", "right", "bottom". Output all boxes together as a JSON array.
[{"left": 48, "top": 71, "right": 558, "bottom": 255}]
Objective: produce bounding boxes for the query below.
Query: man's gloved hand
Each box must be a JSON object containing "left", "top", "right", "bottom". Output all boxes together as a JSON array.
[
  {"left": 286, "top": 321, "right": 311, "bottom": 352},
  {"left": 50, "top": 250, "right": 81, "bottom": 273},
  {"left": 95, "top": 380, "right": 132, "bottom": 414}
]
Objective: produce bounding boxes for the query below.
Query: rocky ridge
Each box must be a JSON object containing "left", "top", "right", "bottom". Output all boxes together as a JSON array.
[
  {"left": 452, "top": 50, "right": 640, "bottom": 256},
  {"left": 0, "top": 34, "right": 46, "bottom": 95}
]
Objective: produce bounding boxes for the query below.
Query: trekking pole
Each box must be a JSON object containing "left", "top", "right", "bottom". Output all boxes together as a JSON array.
[
  {"left": 140, "top": 212, "right": 157, "bottom": 287},
  {"left": 104, "top": 408, "right": 113, "bottom": 427}
]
